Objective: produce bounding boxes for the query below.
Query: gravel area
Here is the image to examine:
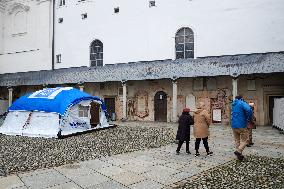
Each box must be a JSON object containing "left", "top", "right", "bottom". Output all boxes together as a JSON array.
[
  {"left": 172, "top": 155, "right": 284, "bottom": 189},
  {"left": 0, "top": 125, "right": 175, "bottom": 176}
]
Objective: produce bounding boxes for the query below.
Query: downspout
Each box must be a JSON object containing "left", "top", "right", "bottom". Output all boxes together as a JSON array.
[{"left": 52, "top": 0, "right": 55, "bottom": 70}]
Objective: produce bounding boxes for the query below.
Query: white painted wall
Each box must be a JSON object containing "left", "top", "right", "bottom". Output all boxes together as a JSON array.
[
  {"left": 0, "top": 3, "right": 4, "bottom": 55},
  {"left": 0, "top": 0, "right": 53, "bottom": 74},
  {"left": 54, "top": 0, "right": 284, "bottom": 69}
]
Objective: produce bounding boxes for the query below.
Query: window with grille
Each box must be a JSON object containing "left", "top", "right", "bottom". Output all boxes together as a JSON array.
[
  {"left": 56, "top": 54, "right": 61, "bottom": 63},
  {"left": 149, "top": 1, "right": 156, "bottom": 7},
  {"left": 175, "top": 27, "right": 194, "bottom": 59},
  {"left": 90, "top": 40, "right": 103, "bottom": 66},
  {"left": 59, "top": 0, "right": 65, "bottom": 6},
  {"left": 58, "top": 18, "right": 63, "bottom": 23},
  {"left": 81, "top": 13, "right": 87, "bottom": 19},
  {"left": 114, "top": 7, "right": 119, "bottom": 13},
  {"left": 78, "top": 105, "right": 89, "bottom": 117}
]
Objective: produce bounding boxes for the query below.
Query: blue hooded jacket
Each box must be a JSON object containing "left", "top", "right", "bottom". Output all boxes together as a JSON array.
[{"left": 231, "top": 99, "right": 253, "bottom": 129}]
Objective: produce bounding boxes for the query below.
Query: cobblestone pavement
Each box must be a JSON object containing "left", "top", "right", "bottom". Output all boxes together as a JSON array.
[
  {"left": 0, "top": 122, "right": 283, "bottom": 189},
  {"left": 171, "top": 155, "right": 284, "bottom": 189},
  {"left": 0, "top": 124, "right": 174, "bottom": 176}
]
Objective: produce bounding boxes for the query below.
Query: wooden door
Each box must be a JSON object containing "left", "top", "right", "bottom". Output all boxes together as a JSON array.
[
  {"left": 90, "top": 101, "right": 100, "bottom": 127},
  {"left": 154, "top": 91, "right": 167, "bottom": 122},
  {"left": 104, "top": 98, "right": 116, "bottom": 119}
]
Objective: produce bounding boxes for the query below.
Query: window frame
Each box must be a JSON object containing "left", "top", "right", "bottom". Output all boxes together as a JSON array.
[
  {"left": 78, "top": 104, "right": 90, "bottom": 118},
  {"left": 149, "top": 1, "right": 156, "bottom": 7},
  {"left": 56, "top": 54, "right": 61, "bottom": 63},
  {"left": 90, "top": 40, "right": 103, "bottom": 67},
  {"left": 59, "top": 0, "right": 65, "bottom": 7},
  {"left": 175, "top": 27, "right": 194, "bottom": 59}
]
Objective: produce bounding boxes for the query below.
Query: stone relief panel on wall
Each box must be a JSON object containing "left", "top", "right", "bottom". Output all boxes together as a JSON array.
[
  {"left": 8, "top": 3, "right": 30, "bottom": 36},
  {"left": 127, "top": 98, "right": 135, "bottom": 119},
  {"left": 210, "top": 89, "right": 231, "bottom": 124},
  {"left": 135, "top": 91, "right": 149, "bottom": 118}
]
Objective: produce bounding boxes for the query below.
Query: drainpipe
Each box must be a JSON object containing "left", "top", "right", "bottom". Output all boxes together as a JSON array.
[{"left": 51, "top": 0, "right": 55, "bottom": 70}]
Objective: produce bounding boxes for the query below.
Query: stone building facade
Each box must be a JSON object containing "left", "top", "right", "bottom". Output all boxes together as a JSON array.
[
  {"left": 0, "top": 0, "right": 53, "bottom": 74},
  {"left": 0, "top": 1, "right": 284, "bottom": 127}
]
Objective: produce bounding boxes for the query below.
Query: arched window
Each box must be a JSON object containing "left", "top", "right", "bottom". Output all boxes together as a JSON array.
[
  {"left": 90, "top": 40, "right": 103, "bottom": 67},
  {"left": 175, "top": 27, "right": 194, "bottom": 59},
  {"left": 14, "top": 11, "right": 27, "bottom": 34}
]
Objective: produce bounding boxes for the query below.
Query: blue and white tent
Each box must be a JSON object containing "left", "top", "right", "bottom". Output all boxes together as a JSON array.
[{"left": 0, "top": 87, "right": 112, "bottom": 138}]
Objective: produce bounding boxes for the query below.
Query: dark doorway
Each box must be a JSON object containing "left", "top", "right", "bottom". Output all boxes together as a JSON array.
[
  {"left": 104, "top": 97, "right": 116, "bottom": 120},
  {"left": 90, "top": 101, "right": 100, "bottom": 127},
  {"left": 154, "top": 91, "right": 167, "bottom": 122},
  {"left": 269, "top": 95, "right": 284, "bottom": 125}
]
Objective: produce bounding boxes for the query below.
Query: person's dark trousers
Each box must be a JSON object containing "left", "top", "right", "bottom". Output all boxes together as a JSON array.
[
  {"left": 195, "top": 137, "right": 209, "bottom": 152},
  {"left": 177, "top": 140, "right": 189, "bottom": 152}
]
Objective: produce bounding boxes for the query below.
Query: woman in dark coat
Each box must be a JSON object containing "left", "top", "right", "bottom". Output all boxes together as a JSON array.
[{"left": 176, "top": 108, "right": 194, "bottom": 155}]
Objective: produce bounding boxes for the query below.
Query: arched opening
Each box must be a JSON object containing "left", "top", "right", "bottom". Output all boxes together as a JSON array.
[
  {"left": 154, "top": 91, "right": 167, "bottom": 122},
  {"left": 175, "top": 27, "right": 194, "bottom": 59}
]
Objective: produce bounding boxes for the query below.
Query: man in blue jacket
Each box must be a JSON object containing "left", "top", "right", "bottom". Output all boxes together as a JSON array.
[{"left": 231, "top": 95, "right": 253, "bottom": 160}]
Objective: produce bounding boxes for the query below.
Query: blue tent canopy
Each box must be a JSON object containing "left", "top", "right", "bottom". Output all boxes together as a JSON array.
[{"left": 9, "top": 87, "right": 107, "bottom": 116}]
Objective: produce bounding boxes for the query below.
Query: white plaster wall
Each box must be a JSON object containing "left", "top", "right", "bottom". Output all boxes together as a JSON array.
[
  {"left": 0, "top": 4, "right": 4, "bottom": 55},
  {"left": 0, "top": 0, "right": 53, "bottom": 74},
  {"left": 55, "top": 0, "right": 284, "bottom": 68}
]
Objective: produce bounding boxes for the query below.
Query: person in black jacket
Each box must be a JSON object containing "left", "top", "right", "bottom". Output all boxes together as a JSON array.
[{"left": 176, "top": 108, "right": 194, "bottom": 155}]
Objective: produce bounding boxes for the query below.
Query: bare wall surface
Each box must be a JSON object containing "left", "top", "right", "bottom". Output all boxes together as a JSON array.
[{"left": 54, "top": 0, "right": 284, "bottom": 68}]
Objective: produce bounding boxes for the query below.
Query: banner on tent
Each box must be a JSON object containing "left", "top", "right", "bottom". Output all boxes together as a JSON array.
[{"left": 29, "top": 87, "right": 73, "bottom": 99}]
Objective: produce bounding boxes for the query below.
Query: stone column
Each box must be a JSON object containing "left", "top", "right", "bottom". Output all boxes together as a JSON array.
[
  {"left": 79, "top": 85, "right": 84, "bottom": 91},
  {"left": 232, "top": 78, "right": 238, "bottom": 99},
  {"left": 172, "top": 79, "right": 178, "bottom": 122},
  {"left": 8, "top": 87, "right": 13, "bottom": 107},
  {"left": 78, "top": 82, "right": 84, "bottom": 91},
  {"left": 122, "top": 80, "right": 127, "bottom": 120}
]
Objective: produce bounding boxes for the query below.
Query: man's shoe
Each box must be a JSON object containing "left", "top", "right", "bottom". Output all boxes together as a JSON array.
[
  {"left": 246, "top": 144, "right": 252, "bottom": 147},
  {"left": 250, "top": 142, "right": 254, "bottom": 146},
  {"left": 195, "top": 152, "right": 200, "bottom": 157},
  {"left": 186, "top": 151, "right": 191, "bottom": 154},
  {"left": 207, "top": 151, "right": 213, "bottom": 156},
  {"left": 176, "top": 150, "right": 180, "bottom": 155},
  {"left": 234, "top": 151, "right": 244, "bottom": 161}
]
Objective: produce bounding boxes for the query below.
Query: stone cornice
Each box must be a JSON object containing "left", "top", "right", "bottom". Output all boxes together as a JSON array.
[
  {"left": 7, "top": 2, "right": 30, "bottom": 14},
  {"left": 0, "top": 2, "right": 5, "bottom": 12},
  {"left": 36, "top": 0, "right": 51, "bottom": 5}
]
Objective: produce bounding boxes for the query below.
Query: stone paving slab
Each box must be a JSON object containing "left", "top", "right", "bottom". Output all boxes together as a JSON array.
[
  {"left": 112, "top": 171, "right": 147, "bottom": 186},
  {"left": 78, "top": 158, "right": 112, "bottom": 170},
  {"left": 68, "top": 172, "right": 111, "bottom": 188},
  {"left": 19, "top": 169, "right": 70, "bottom": 189},
  {"left": 95, "top": 165, "right": 127, "bottom": 177},
  {"left": 129, "top": 179, "right": 165, "bottom": 189},
  {"left": 86, "top": 180, "right": 128, "bottom": 189},
  {"left": 54, "top": 164, "right": 96, "bottom": 178},
  {"left": 0, "top": 175, "right": 25, "bottom": 189},
  {"left": 47, "top": 182, "right": 81, "bottom": 189}
]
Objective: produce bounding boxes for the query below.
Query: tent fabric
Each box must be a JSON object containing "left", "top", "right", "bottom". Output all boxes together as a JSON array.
[
  {"left": 8, "top": 87, "right": 107, "bottom": 116},
  {"left": 0, "top": 111, "right": 60, "bottom": 138}
]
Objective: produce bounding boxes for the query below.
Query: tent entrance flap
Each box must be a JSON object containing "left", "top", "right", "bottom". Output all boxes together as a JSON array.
[{"left": 90, "top": 101, "right": 100, "bottom": 127}]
